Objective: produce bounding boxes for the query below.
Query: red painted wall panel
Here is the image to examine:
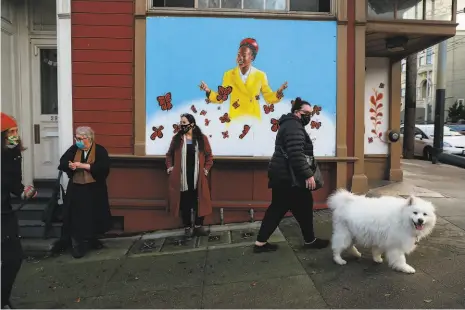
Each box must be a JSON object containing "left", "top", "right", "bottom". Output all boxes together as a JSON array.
[{"left": 71, "top": 0, "right": 134, "bottom": 154}]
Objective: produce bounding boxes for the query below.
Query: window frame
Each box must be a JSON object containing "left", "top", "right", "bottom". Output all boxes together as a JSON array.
[{"left": 147, "top": 0, "right": 337, "bottom": 17}]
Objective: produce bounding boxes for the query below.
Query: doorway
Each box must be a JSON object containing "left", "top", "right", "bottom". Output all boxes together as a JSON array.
[{"left": 31, "top": 40, "right": 59, "bottom": 179}]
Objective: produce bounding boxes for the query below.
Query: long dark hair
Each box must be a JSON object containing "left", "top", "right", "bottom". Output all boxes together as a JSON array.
[
  {"left": 172, "top": 113, "right": 205, "bottom": 152},
  {"left": 1, "top": 130, "right": 26, "bottom": 152}
]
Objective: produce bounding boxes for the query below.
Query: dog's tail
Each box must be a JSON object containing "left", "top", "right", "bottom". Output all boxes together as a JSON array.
[{"left": 327, "top": 188, "right": 354, "bottom": 210}]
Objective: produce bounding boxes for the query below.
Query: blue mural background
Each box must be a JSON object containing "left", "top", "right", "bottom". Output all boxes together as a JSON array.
[{"left": 145, "top": 17, "right": 337, "bottom": 156}]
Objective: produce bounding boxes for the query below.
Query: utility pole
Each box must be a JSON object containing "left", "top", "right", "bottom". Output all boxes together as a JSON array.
[
  {"left": 432, "top": 39, "right": 447, "bottom": 164},
  {"left": 403, "top": 54, "right": 417, "bottom": 159}
]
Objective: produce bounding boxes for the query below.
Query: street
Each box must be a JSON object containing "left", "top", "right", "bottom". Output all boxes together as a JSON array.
[{"left": 12, "top": 159, "right": 465, "bottom": 309}]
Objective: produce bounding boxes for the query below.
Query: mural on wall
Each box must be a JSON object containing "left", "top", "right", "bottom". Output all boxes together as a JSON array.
[
  {"left": 364, "top": 57, "right": 390, "bottom": 155},
  {"left": 146, "top": 17, "right": 337, "bottom": 156}
]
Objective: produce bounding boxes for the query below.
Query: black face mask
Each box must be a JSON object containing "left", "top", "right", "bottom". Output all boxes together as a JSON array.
[
  {"left": 301, "top": 114, "right": 311, "bottom": 127},
  {"left": 181, "top": 124, "right": 192, "bottom": 133}
]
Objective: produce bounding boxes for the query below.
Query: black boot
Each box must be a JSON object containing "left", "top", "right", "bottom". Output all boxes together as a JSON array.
[
  {"left": 193, "top": 226, "right": 209, "bottom": 237},
  {"left": 71, "top": 242, "right": 88, "bottom": 259}
]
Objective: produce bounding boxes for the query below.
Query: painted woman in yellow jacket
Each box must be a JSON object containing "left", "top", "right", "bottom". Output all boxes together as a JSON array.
[{"left": 200, "top": 38, "right": 288, "bottom": 122}]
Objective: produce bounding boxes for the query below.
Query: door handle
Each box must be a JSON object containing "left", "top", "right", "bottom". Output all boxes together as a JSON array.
[{"left": 34, "top": 124, "right": 40, "bottom": 144}]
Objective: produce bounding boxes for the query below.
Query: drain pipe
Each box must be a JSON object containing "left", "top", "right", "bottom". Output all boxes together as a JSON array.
[
  {"left": 249, "top": 208, "right": 254, "bottom": 223},
  {"left": 220, "top": 208, "right": 224, "bottom": 225}
]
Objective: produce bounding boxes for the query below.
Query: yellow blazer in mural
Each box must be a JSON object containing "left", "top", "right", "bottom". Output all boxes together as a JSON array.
[{"left": 208, "top": 67, "right": 283, "bottom": 120}]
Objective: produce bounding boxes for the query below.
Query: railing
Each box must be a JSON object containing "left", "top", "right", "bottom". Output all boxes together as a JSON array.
[{"left": 367, "top": 0, "right": 456, "bottom": 21}]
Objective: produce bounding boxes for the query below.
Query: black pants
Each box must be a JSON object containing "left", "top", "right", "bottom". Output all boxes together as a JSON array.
[
  {"left": 1, "top": 214, "right": 23, "bottom": 307},
  {"left": 180, "top": 189, "right": 204, "bottom": 227},
  {"left": 257, "top": 186, "right": 315, "bottom": 243}
]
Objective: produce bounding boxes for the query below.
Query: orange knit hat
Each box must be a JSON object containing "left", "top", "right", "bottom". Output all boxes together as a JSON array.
[{"left": 1, "top": 112, "right": 18, "bottom": 132}]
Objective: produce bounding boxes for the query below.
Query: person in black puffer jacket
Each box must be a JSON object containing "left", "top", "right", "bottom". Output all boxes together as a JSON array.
[
  {"left": 254, "top": 98, "right": 329, "bottom": 253},
  {"left": 1, "top": 113, "right": 37, "bottom": 309}
]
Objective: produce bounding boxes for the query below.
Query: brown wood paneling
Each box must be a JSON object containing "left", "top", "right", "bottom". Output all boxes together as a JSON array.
[
  {"left": 73, "top": 62, "right": 133, "bottom": 75},
  {"left": 75, "top": 123, "right": 133, "bottom": 136},
  {"left": 106, "top": 158, "right": 336, "bottom": 233},
  {"left": 72, "top": 13, "right": 134, "bottom": 26},
  {"left": 73, "top": 87, "right": 133, "bottom": 99},
  {"left": 73, "top": 74, "right": 133, "bottom": 87},
  {"left": 71, "top": 0, "right": 134, "bottom": 154},
  {"left": 364, "top": 155, "right": 388, "bottom": 181},
  {"left": 346, "top": 0, "right": 355, "bottom": 187},
  {"left": 72, "top": 1, "right": 134, "bottom": 14},
  {"left": 72, "top": 25, "right": 134, "bottom": 38},
  {"left": 74, "top": 99, "right": 133, "bottom": 111},
  {"left": 72, "top": 50, "right": 133, "bottom": 62},
  {"left": 74, "top": 111, "right": 133, "bottom": 123},
  {"left": 72, "top": 38, "right": 134, "bottom": 51}
]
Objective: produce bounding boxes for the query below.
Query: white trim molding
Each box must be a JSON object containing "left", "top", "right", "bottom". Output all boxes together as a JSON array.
[{"left": 56, "top": 0, "right": 73, "bottom": 187}]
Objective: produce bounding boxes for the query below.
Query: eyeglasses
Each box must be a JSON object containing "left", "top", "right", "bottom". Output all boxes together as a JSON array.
[{"left": 74, "top": 136, "right": 88, "bottom": 142}]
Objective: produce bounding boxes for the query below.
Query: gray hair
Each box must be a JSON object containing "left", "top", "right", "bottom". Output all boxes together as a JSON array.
[{"left": 75, "top": 126, "right": 95, "bottom": 142}]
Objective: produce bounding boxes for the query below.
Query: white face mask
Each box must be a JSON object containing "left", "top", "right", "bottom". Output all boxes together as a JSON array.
[{"left": 6, "top": 144, "right": 16, "bottom": 149}]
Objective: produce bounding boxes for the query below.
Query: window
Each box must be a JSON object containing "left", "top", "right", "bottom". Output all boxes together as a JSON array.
[
  {"left": 419, "top": 55, "right": 425, "bottom": 66},
  {"left": 401, "top": 88, "right": 405, "bottom": 97},
  {"left": 401, "top": 63, "right": 406, "bottom": 72},
  {"left": 426, "top": 47, "right": 433, "bottom": 64},
  {"left": 40, "top": 49, "right": 58, "bottom": 114},
  {"left": 151, "top": 0, "right": 331, "bottom": 12}
]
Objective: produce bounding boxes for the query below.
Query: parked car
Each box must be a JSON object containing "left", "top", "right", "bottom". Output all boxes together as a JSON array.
[
  {"left": 446, "top": 124, "right": 465, "bottom": 135},
  {"left": 400, "top": 124, "right": 465, "bottom": 160}
]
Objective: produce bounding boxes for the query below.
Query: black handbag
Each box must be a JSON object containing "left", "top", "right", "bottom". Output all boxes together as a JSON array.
[{"left": 279, "top": 146, "right": 324, "bottom": 191}]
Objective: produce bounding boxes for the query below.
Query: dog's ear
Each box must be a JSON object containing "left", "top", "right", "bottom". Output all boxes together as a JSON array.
[{"left": 406, "top": 196, "right": 415, "bottom": 206}]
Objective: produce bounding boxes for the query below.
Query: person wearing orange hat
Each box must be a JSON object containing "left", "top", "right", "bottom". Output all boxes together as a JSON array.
[
  {"left": 1, "top": 112, "right": 37, "bottom": 309},
  {"left": 199, "top": 37, "right": 288, "bottom": 122}
]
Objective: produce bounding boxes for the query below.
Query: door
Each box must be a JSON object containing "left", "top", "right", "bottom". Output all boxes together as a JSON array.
[
  {"left": 32, "top": 41, "right": 59, "bottom": 179},
  {"left": 413, "top": 127, "right": 429, "bottom": 156}
]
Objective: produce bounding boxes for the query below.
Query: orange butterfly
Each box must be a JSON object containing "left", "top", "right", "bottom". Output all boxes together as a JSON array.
[
  {"left": 263, "top": 104, "right": 274, "bottom": 115},
  {"left": 219, "top": 113, "right": 231, "bottom": 123},
  {"left": 222, "top": 131, "right": 229, "bottom": 139},
  {"left": 310, "top": 120, "right": 321, "bottom": 130},
  {"left": 157, "top": 93, "right": 172, "bottom": 111},
  {"left": 205, "top": 98, "right": 211, "bottom": 104},
  {"left": 191, "top": 105, "right": 197, "bottom": 114},
  {"left": 232, "top": 100, "right": 240, "bottom": 109},
  {"left": 270, "top": 118, "right": 280, "bottom": 132},
  {"left": 200, "top": 110, "right": 207, "bottom": 116},
  {"left": 216, "top": 86, "right": 233, "bottom": 101},
  {"left": 205, "top": 119, "right": 210, "bottom": 126},
  {"left": 239, "top": 125, "right": 251, "bottom": 139},
  {"left": 172, "top": 124, "right": 180, "bottom": 134},
  {"left": 150, "top": 126, "right": 164, "bottom": 140},
  {"left": 312, "top": 105, "right": 322, "bottom": 116}
]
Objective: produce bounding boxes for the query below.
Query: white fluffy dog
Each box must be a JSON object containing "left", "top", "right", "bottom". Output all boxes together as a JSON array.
[{"left": 327, "top": 189, "right": 436, "bottom": 274}]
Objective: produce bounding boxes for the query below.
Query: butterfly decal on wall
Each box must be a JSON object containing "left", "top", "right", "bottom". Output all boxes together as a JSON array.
[
  {"left": 216, "top": 86, "right": 233, "bottom": 101},
  {"left": 232, "top": 100, "right": 240, "bottom": 109},
  {"left": 222, "top": 131, "right": 229, "bottom": 139},
  {"left": 150, "top": 126, "right": 164, "bottom": 140},
  {"left": 205, "top": 119, "right": 210, "bottom": 126},
  {"left": 157, "top": 92, "right": 172, "bottom": 111},
  {"left": 263, "top": 104, "right": 274, "bottom": 115},
  {"left": 191, "top": 105, "right": 197, "bottom": 114},
  {"left": 239, "top": 125, "right": 251, "bottom": 139},
  {"left": 311, "top": 105, "right": 322, "bottom": 116},
  {"left": 205, "top": 98, "right": 211, "bottom": 104},
  {"left": 200, "top": 110, "right": 207, "bottom": 116},
  {"left": 310, "top": 120, "right": 321, "bottom": 130},
  {"left": 219, "top": 113, "right": 231, "bottom": 123},
  {"left": 270, "top": 118, "right": 280, "bottom": 132},
  {"left": 172, "top": 124, "right": 180, "bottom": 134}
]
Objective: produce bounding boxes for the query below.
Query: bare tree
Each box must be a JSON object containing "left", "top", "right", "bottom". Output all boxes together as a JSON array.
[{"left": 403, "top": 54, "right": 417, "bottom": 159}]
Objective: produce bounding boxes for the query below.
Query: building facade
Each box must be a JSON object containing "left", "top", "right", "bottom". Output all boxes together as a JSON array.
[{"left": 1, "top": 0, "right": 458, "bottom": 233}]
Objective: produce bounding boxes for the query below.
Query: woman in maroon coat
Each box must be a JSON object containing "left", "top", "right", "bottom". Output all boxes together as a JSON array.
[{"left": 166, "top": 113, "right": 213, "bottom": 239}]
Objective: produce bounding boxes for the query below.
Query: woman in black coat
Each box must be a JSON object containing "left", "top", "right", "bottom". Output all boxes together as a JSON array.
[
  {"left": 56, "top": 126, "right": 112, "bottom": 259},
  {"left": 1, "top": 113, "right": 36, "bottom": 308},
  {"left": 253, "top": 98, "right": 330, "bottom": 253}
]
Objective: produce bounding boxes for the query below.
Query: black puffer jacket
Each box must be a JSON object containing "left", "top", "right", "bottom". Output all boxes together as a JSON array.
[
  {"left": 268, "top": 113, "right": 314, "bottom": 188},
  {"left": 1, "top": 146, "right": 24, "bottom": 213}
]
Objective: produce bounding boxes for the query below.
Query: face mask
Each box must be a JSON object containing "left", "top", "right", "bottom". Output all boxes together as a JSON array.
[
  {"left": 301, "top": 114, "right": 311, "bottom": 127},
  {"left": 75, "top": 140, "right": 85, "bottom": 149},
  {"left": 7, "top": 135, "right": 19, "bottom": 146},
  {"left": 181, "top": 124, "right": 192, "bottom": 133}
]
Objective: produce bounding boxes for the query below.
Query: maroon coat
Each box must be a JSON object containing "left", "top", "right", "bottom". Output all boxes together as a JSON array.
[{"left": 166, "top": 134, "right": 213, "bottom": 218}]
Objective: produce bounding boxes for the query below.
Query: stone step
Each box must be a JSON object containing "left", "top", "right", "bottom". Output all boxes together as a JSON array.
[{"left": 19, "top": 220, "right": 62, "bottom": 239}]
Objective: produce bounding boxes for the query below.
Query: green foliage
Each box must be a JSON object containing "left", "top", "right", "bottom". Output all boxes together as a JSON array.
[{"left": 447, "top": 101, "right": 465, "bottom": 123}]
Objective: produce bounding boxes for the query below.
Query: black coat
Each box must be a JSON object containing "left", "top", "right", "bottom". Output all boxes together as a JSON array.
[
  {"left": 58, "top": 144, "right": 112, "bottom": 239},
  {"left": 1, "top": 145, "right": 24, "bottom": 261},
  {"left": 268, "top": 113, "right": 314, "bottom": 188}
]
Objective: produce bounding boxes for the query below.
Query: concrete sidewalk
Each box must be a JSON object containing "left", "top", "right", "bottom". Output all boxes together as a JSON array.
[{"left": 11, "top": 159, "right": 465, "bottom": 309}]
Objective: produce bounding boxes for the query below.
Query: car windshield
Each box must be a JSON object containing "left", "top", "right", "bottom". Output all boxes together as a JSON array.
[{"left": 444, "top": 127, "right": 462, "bottom": 136}]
